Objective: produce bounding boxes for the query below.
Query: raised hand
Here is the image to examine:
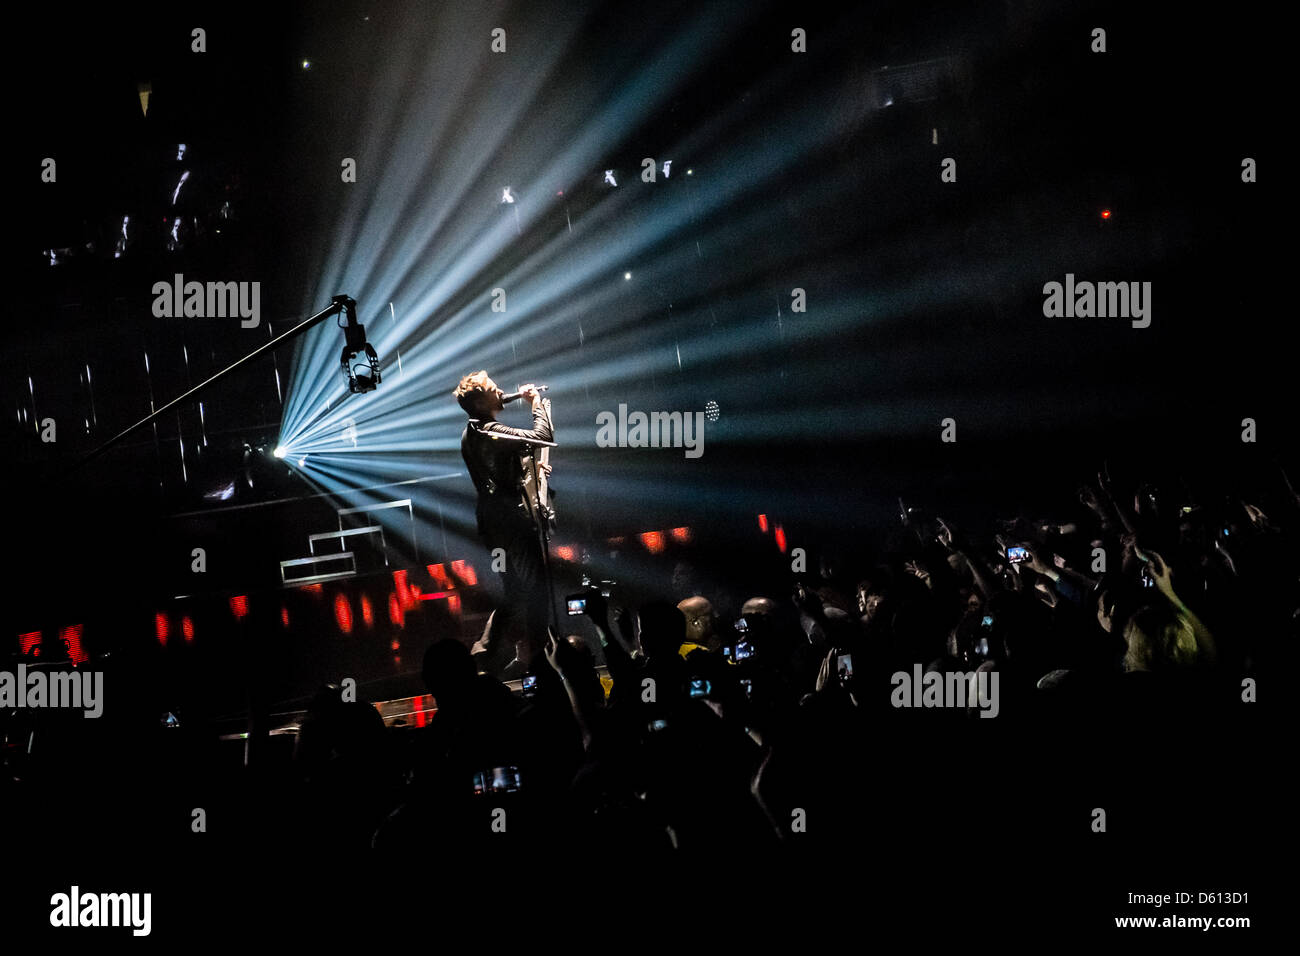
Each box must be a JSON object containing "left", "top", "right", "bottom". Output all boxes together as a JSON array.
[
  {"left": 543, "top": 627, "right": 563, "bottom": 674},
  {"left": 1134, "top": 546, "right": 1175, "bottom": 600},
  {"left": 936, "top": 517, "right": 955, "bottom": 551}
]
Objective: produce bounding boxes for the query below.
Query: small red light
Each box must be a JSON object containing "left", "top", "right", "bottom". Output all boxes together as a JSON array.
[
  {"left": 1101, "top": 209, "right": 1112, "bottom": 220},
  {"left": 640, "top": 531, "right": 665, "bottom": 554},
  {"left": 281, "top": 606, "right": 290, "bottom": 628},
  {"left": 361, "top": 594, "right": 374, "bottom": 627},
  {"left": 229, "top": 595, "right": 248, "bottom": 619},
  {"left": 155, "top": 613, "right": 169, "bottom": 645},
  {"left": 758, "top": 514, "right": 769, "bottom": 533},
  {"left": 334, "top": 594, "right": 353, "bottom": 634},
  {"left": 671, "top": 526, "right": 691, "bottom": 542},
  {"left": 554, "top": 545, "right": 575, "bottom": 562},
  {"left": 182, "top": 616, "right": 195, "bottom": 642},
  {"left": 19, "top": 631, "right": 41, "bottom": 656},
  {"left": 774, "top": 525, "right": 787, "bottom": 553}
]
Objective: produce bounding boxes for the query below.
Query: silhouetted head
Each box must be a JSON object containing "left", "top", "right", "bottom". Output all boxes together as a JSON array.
[
  {"left": 637, "top": 601, "right": 686, "bottom": 660},
  {"left": 677, "top": 595, "right": 717, "bottom": 649},
  {"left": 453, "top": 370, "right": 506, "bottom": 418},
  {"left": 422, "top": 638, "right": 477, "bottom": 706}
]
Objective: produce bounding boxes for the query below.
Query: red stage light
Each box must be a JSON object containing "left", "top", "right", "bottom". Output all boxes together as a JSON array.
[
  {"left": 640, "top": 531, "right": 665, "bottom": 554},
  {"left": 394, "top": 569, "right": 414, "bottom": 609},
  {"left": 18, "top": 631, "right": 41, "bottom": 656},
  {"left": 554, "top": 545, "right": 575, "bottom": 562},
  {"left": 361, "top": 594, "right": 374, "bottom": 627},
  {"left": 154, "top": 613, "right": 169, "bottom": 646},
  {"left": 302, "top": 583, "right": 322, "bottom": 594},
  {"left": 1101, "top": 209, "right": 1112, "bottom": 220},
  {"left": 334, "top": 594, "right": 353, "bottom": 634},
  {"left": 758, "top": 514, "right": 769, "bottom": 533},
  {"left": 280, "top": 606, "right": 290, "bottom": 628},
  {"left": 182, "top": 616, "right": 195, "bottom": 641},
  {"left": 451, "top": 559, "right": 477, "bottom": 586},
  {"left": 388, "top": 592, "right": 404, "bottom": 627},
  {"left": 447, "top": 593, "right": 462, "bottom": 616},
  {"left": 61, "top": 624, "right": 88, "bottom": 665},
  {"left": 671, "top": 526, "right": 691, "bottom": 543},
  {"left": 428, "top": 563, "right": 451, "bottom": 589},
  {"left": 229, "top": 595, "right": 248, "bottom": 619},
  {"left": 774, "top": 525, "right": 787, "bottom": 553}
]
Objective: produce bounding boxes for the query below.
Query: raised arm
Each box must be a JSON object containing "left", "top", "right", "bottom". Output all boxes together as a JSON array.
[{"left": 478, "top": 387, "right": 553, "bottom": 444}]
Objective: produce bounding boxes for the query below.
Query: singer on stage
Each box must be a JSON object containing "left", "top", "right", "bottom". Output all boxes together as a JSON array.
[{"left": 454, "top": 371, "right": 553, "bottom": 674}]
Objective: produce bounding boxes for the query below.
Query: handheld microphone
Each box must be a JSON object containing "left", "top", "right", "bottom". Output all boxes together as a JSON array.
[{"left": 501, "top": 385, "right": 549, "bottom": 404}]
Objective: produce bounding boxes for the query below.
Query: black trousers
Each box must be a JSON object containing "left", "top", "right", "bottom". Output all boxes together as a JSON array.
[{"left": 482, "top": 519, "right": 551, "bottom": 670}]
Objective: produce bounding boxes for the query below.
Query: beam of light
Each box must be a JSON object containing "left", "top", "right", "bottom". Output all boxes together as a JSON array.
[{"left": 268, "top": 1, "right": 1041, "bottom": 596}]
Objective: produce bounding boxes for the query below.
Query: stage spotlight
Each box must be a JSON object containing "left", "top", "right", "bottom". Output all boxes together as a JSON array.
[
  {"left": 335, "top": 295, "right": 382, "bottom": 393},
  {"left": 501, "top": 187, "right": 516, "bottom": 204},
  {"left": 624, "top": 271, "right": 632, "bottom": 280},
  {"left": 273, "top": 445, "right": 287, "bottom": 458},
  {"left": 604, "top": 170, "right": 618, "bottom": 187}
]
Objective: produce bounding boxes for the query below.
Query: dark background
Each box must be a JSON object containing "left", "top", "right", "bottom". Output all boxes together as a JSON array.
[{"left": 5, "top": 1, "right": 1288, "bottom": 927}]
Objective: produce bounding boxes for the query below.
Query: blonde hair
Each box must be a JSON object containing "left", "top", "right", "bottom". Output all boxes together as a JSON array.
[{"left": 1123, "top": 607, "right": 1199, "bottom": 672}]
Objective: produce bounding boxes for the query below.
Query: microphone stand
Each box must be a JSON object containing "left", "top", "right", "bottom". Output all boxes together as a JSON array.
[{"left": 526, "top": 442, "right": 561, "bottom": 634}]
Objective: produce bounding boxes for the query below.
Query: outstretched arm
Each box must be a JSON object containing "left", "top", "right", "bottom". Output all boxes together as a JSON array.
[{"left": 1138, "top": 547, "right": 1217, "bottom": 665}]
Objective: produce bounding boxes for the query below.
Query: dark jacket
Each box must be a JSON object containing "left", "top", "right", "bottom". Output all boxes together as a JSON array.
[{"left": 460, "top": 401, "right": 554, "bottom": 539}]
